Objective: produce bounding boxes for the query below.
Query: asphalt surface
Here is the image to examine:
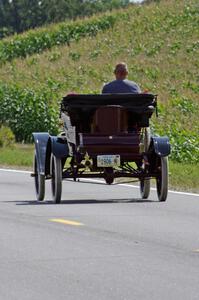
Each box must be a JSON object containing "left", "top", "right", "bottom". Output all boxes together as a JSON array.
[{"left": 0, "top": 169, "right": 199, "bottom": 300}]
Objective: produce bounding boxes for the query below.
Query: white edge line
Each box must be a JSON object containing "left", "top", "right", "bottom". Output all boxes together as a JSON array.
[
  {"left": 0, "top": 168, "right": 199, "bottom": 197},
  {"left": 0, "top": 168, "right": 31, "bottom": 174},
  {"left": 77, "top": 178, "right": 199, "bottom": 197}
]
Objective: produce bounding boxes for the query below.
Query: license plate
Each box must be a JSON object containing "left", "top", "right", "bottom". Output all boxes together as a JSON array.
[{"left": 97, "top": 155, "right": 120, "bottom": 167}]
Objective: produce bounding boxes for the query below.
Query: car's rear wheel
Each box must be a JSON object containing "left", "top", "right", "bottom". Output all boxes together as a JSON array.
[
  {"left": 104, "top": 168, "right": 114, "bottom": 185},
  {"left": 105, "top": 177, "right": 114, "bottom": 185},
  {"left": 34, "top": 152, "right": 45, "bottom": 201},
  {"left": 51, "top": 154, "right": 62, "bottom": 204},
  {"left": 156, "top": 156, "right": 168, "bottom": 202},
  {"left": 140, "top": 178, "right": 150, "bottom": 199}
]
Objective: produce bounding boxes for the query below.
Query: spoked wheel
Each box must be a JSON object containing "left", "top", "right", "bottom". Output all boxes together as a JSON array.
[
  {"left": 33, "top": 152, "right": 45, "bottom": 201},
  {"left": 156, "top": 156, "right": 168, "bottom": 202},
  {"left": 140, "top": 178, "right": 150, "bottom": 199},
  {"left": 51, "top": 154, "right": 62, "bottom": 204}
]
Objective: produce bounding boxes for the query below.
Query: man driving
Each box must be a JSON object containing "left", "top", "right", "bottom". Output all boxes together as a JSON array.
[{"left": 102, "top": 62, "right": 141, "bottom": 94}]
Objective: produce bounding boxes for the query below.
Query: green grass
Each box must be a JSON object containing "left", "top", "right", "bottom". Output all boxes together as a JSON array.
[
  {"left": 0, "top": 144, "right": 198, "bottom": 193},
  {"left": 169, "top": 161, "right": 199, "bottom": 193},
  {"left": 0, "top": 144, "right": 34, "bottom": 169}
]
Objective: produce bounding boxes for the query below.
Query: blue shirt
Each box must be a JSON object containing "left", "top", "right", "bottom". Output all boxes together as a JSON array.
[{"left": 102, "top": 79, "right": 141, "bottom": 94}]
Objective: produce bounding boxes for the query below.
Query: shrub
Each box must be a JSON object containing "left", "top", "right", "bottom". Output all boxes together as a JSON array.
[
  {"left": 152, "top": 125, "right": 199, "bottom": 163},
  {"left": 0, "top": 125, "right": 15, "bottom": 147},
  {"left": 0, "top": 14, "right": 118, "bottom": 64},
  {"left": 167, "top": 127, "right": 199, "bottom": 163},
  {"left": 0, "top": 84, "right": 59, "bottom": 142}
]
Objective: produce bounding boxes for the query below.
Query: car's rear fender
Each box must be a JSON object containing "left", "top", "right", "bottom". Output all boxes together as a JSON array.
[
  {"left": 151, "top": 136, "right": 171, "bottom": 157},
  {"left": 50, "top": 136, "right": 69, "bottom": 159}
]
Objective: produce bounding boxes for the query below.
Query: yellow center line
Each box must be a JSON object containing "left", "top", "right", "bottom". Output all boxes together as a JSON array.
[{"left": 49, "top": 218, "right": 84, "bottom": 226}]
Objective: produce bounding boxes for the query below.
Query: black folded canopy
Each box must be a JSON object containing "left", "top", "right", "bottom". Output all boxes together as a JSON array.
[
  {"left": 61, "top": 94, "right": 157, "bottom": 128},
  {"left": 61, "top": 93, "right": 157, "bottom": 114}
]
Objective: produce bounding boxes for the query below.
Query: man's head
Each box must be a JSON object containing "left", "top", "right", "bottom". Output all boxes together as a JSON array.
[{"left": 114, "top": 62, "right": 128, "bottom": 80}]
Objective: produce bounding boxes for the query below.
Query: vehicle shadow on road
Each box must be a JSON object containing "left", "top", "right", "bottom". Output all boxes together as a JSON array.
[
  {"left": 6, "top": 198, "right": 157, "bottom": 205},
  {"left": 66, "top": 179, "right": 140, "bottom": 186}
]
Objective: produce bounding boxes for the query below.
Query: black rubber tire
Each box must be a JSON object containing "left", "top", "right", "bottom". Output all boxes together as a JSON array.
[
  {"left": 140, "top": 179, "right": 150, "bottom": 199},
  {"left": 104, "top": 168, "right": 114, "bottom": 185},
  {"left": 34, "top": 153, "right": 45, "bottom": 201},
  {"left": 51, "top": 154, "right": 62, "bottom": 204},
  {"left": 105, "top": 177, "right": 114, "bottom": 185},
  {"left": 156, "top": 156, "right": 168, "bottom": 202}
]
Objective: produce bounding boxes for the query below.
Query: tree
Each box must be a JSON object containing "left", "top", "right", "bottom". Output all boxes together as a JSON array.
[{"left": 0, "top": 0, "right": 131, "bottom": 37}]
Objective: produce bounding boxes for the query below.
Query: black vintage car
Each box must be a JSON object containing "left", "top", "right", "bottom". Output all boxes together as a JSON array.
[{"left": 32, "top": 93, "right": 170, "bottom": 203}]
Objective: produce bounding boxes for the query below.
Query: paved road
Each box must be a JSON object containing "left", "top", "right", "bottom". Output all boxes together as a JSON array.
[{"left": 0, "top": 169, "right": 199, "bottom": 300}]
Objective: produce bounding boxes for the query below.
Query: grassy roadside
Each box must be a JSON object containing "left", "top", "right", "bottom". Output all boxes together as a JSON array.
[
  {"left": 0, "top": 144, "right": 34, "bottom": 169},
  {"left": 169, "top": 161, "right": 199, "bottom": 194},
  {"left": 0, "top": 144, "right": 198, "bottom": 193}
]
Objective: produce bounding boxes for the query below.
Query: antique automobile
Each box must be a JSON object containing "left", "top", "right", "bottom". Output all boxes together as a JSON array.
[{"left": 32, "top": 93, "right": 170, "bottom": 203}]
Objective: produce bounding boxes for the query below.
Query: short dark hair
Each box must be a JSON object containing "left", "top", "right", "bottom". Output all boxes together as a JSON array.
[{"left": 114, "top": 62, "right": 128, "bottom": 74}]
